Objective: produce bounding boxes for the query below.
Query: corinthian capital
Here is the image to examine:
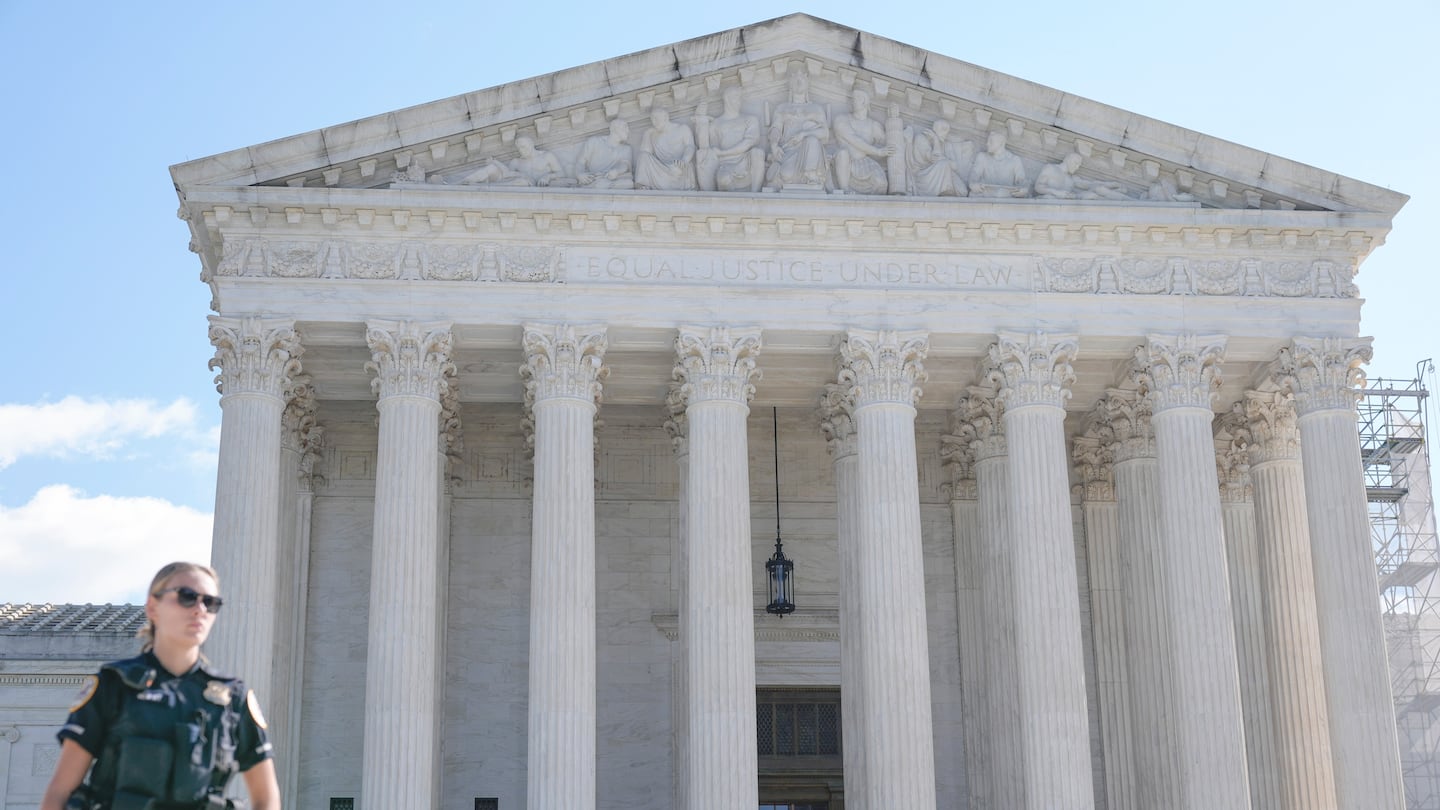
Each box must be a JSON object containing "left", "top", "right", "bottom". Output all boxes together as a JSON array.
[
  {"left": 673, "top": 326, "right": 763, "bottom": 405},
  {"left": 207, "top": 315, "right": 302, "bottom": 399},
  {"left": 1071, "top": 430, "right": 1115, "bottom": 502},
  {"left": 1272, "top": 336, "right": 1373, "bottom": 415},
  {"left": 1243, "top": 391, "right": 1301, "bottom": 465},
  {"left": 364, "top": 320, "right": 455, "bottom": 401},
  {"left": 1093, "top": 389, "right": 1155, "bottom": 462},
  {"left": 521, "top": 324, "right": 608, "bottom": 406},
  {"left": 1213, "top": 402, "right": 1253, "bottom": 502},
  {"left": 818, "top": 383, "right": 857, "bottom": 461},
  {"left": 839, "top": 329, "right": 930, "bottom": 408},
  {"left": 1134, "top": 333, "right": 1226, "bottom": 412},
  {"left": 988, "top": 331, "right": 1078, "bottom": 410},
  {"left": 952, "top": 383, "right": 1007, "bottom": 461}
]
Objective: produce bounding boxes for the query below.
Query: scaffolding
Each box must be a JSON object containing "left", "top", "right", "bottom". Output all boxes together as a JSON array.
[{"left": 1363, "top": 360, "right": 1440, "bottom": 809}]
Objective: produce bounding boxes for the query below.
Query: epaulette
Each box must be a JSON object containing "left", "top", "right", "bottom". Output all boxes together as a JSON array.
[
  {"left": 101, "top": 656, "right": 158, "bottom": 691},
  {"left": 196, "top": 659, "right": 241, "bottom": 685}
]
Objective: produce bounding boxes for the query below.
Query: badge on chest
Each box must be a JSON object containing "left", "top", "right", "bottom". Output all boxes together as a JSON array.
[{"left": 203, "top": 680, "right": 232, "bottom": 706}]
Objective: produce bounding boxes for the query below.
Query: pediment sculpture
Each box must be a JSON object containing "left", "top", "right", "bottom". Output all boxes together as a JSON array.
[{"left": 403, "top": 60, "right": 1221, "bottom": 205}]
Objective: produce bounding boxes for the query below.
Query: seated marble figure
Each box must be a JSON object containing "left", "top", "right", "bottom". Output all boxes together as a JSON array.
[
  {"left": 831, "top": 90, "right": 894, "bottom": 195},
  {"left": 764, "top": 67, "right": 830, "bottom": 190},
  {"left": 695, "top": 87, "right": 765, "bottom": 193},
  {"left": 457, "top": 136, "right": 574, "bottom": 187},
  {"left": 908, "top": 119, "right": 972, "bottom": 197},
  {"left": 634, "top": 107, "right": 698, "bottom": 191},
  {"left": 575, "top": 119, "right": 635, "bottom": 189},
  {"left": 1034, "top": 153, "right": 1131, "bottom": 200},
  {"left": 968, "top": 130, "right": 1030, "bottom": 198}
]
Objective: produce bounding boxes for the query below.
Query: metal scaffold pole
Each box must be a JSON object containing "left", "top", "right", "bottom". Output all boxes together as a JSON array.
[{"left": 1363, "top": 359, "right": 1440, "bottom": 809}]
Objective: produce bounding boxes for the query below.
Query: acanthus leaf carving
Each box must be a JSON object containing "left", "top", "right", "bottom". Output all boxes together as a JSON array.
[
  {"left": 363, "top": 320, "right": 455, "bottom": 401},
  {"left": 1093, "top": 388, "right": 1155, "bottom": 462},
  {"left": 207, "top": 315, "right": 303, "bottom": 399},
  {"left": 438, "top": 369, "right": 465, "bottom": 488},
  {"left": 989, "top": 331, "right": 1077, "bottom": 410},
  {"left": 818, "top": 382, "right": 857, "bottom": 461},
  {"left": 1133, "top": 333, "right": 1226, "bottom": 413},
  {"left": 281, "top": 376, "right": 325, "bottom": 490},
  {"left": 1071, "top": 429, "right": 1115, "bottom": 502},
  {"left": 1271, "top": 336, "right": 1372, "bottom": 415},
  {"left": 1213, "top": 402, "right": 1253, "bottom": 502},
  {"left": 672, "top": 326, "right": 762, "bottom": 405},
  {"left": 839, "top": 329, "right": 929, "bottom": 408},
  {"left": 1242, "top": 390, "right": 1301, "bottom": 465},
  {"left": 520, "top": 323, "right": 609, "bottom": 406}
]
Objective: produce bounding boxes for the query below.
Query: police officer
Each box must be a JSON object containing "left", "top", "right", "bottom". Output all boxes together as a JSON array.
[{"left": 41, "top": 562, "right": 280, "bottom": 810}]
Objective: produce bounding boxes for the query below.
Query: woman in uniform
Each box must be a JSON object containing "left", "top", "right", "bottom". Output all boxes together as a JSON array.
[{"left": 40, "top": 562, "right": 280, "bottom": 810}]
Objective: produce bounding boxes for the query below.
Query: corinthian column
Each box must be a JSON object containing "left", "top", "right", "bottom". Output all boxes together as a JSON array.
[
  {"left": 1135, "top": 334, "right": 1250, "bottom": 809},
  {"left": 820, "top": 384, "right": 867, "bottom": 810},
  {"left": 361, "top": 319, "right": 453, "bottom": 810},
  {"left": 1096, "top": 389, "right": 1180, "bottom": 809},
  {"left": 275, "top": 378, "right": 322, "bottom": 810},
  {"left": 673, "top": 326, "right": 762, "bottom": 810},
  {"left": 663, "top": 389, "right": 690, "bottom": 810},
  {"left": 522, "top": 324, "right": 608, "bottom": 810},
  {"left": 941, "top": 403, "right": 988, "bottom": 810},
  {"left": 1073, "top": 419, "right": 1137, "bottom": 810},
  {"left": 839, "top": 330, "right": 937, "bottom": 810},
  {"left": 1244, "top": 390, "right": 1338, "bottom": 808},
  {"left": 1275, "top": 337, "right": 1404, "bottom": 810},
  {"left": 952, "top": 384, "right": 1018, "bottom": 807},
  {"left": 1213, "top": 408, "right": 1282, "bottom": 810},
  {"left": 989, "top": 331, "right": 1094, "bottom": 809},
  {"left": 207, "top": 315, "right": 302, "bottom": 707}
]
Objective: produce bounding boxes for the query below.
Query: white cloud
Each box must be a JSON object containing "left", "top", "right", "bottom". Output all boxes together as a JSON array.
[
  {"left": 0, "top": 396, "right": 206, "bottom": 470},
  {"left": 0, "top": 485, "right": 212, "bottom": 604}
]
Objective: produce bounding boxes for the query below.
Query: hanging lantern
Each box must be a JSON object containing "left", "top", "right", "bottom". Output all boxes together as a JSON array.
[
  {"left": 766, "top": 538, "right": 795, "bottom": 615},
  {"left": 766, "top": 407, "right": 797, "bottom": 615}
]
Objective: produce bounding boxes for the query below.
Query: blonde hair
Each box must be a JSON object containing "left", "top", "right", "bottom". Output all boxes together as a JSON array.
[{"left": 137, "top": 561, "right": 220, "bottom": 652}]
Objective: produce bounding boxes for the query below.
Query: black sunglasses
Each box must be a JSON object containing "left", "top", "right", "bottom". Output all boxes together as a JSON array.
[{"left": 154, "top": 586, "right": 224, "bottom": 614}]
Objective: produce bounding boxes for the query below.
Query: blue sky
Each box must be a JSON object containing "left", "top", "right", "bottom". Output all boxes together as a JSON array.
[{"left": 0, "top": 0, "right": 1435, "bottom": 604}]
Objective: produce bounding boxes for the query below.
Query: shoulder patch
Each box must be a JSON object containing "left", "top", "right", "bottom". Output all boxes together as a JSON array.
[
  {"left": 69, "top": 675, "right": 99, "bottom": 713},
  {"left": 246, "top": 689, "right": 268, "bottom": 730}
]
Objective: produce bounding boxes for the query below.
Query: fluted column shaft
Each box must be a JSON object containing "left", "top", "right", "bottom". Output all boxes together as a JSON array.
[
  {"left": 1278, "top": 338, "right": 1404, "bottom": 809},
  {"left": 675, "top": 327, "right": 761, "bottom": 810},
  {"left": 361, "top": 320, "right": 452, "bottom": 810},
  {"left": 943, "top": 411, "right": 988, "bottom": 810},
  {"left": 1139, "top": 334, "right": 1250, "bottom": 809},
  {"left": 822, "top": 386, "right": 866, "bottom": 810},
  {"left": 1245, "top": 391, "right": 1337, "bottom": 809},
  {"left": 954, "top": 387, "right": 1019, "bottom": 807},
  {"left": 1074, "top": 431, "right": 1136, "bottom": 810},
  {"left": 990, "top": 332, "right": 1094, "bottom": 809},
  {"left": 207, "top": 316, "right": 301, "bottom": 708},
  {"left": 841, "top": 330, "right": 937, "bottom": 810},
  {"left": 1099, "top": 391, "right": 1182, "bottom": 808},
  {"left": 523, "top": 325, "right": 608, "bottom": 810},
  {"left": 1214, "top": 411, "right": 1283, "bottom": 810}
]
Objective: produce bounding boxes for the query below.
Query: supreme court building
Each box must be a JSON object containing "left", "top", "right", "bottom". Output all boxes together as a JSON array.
[{"left": 165, "top": 14, "right": 1410, "bottom": 810}]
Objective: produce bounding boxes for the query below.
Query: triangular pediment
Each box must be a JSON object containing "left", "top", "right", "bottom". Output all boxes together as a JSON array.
[{"left": 171, "top": 14, "right": 1405, "bottom": 216}]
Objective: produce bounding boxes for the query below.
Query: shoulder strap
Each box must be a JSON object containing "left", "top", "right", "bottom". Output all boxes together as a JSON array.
[{"left": 100, "top": 657, "right": 157, "bottom": 691}]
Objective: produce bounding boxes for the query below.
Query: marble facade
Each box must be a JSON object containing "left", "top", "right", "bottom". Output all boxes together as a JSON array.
[{"left": 160, "top": 13, "right": 1412, "bottom": 810}]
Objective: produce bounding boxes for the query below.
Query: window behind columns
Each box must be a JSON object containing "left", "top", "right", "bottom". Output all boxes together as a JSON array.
[{"left": 757, "top": 688, "right": 843, "bottom": 809}]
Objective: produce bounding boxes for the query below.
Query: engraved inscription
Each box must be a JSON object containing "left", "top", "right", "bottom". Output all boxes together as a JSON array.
[{"left": 572, "top": 250, "right": 1031, "bottom": 290}]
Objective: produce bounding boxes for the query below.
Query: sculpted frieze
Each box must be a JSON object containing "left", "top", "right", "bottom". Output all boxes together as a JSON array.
[{"left": 332, "top": 58, "right": 1298, "bottom": 211}]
